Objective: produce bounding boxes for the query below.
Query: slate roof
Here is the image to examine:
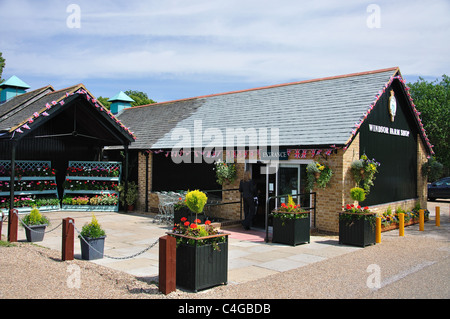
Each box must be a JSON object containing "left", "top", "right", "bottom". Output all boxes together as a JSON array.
[
  {"left": 117, "top": 67, "right": 402, "bottom": 150},
  {"left": 0, "top": 83, "right": 136, "bottom": 144}
]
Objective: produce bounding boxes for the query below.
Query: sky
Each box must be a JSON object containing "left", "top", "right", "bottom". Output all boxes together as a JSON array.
[{"left": 0, "top": 0, "right": 449, "bottom": 103}]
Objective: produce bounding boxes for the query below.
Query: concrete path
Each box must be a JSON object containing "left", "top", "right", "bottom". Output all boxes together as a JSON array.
[{"left": 2, "top": 200, "right": 448, "bottom": 286}]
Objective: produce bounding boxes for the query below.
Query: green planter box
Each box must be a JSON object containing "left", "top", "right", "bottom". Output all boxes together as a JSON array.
[
  {"left": 174, "top": 234, "right": 228, "bottom": 292},
  {"left": 24, "top": 224, "right": 47, "bottom": 242},
  {"left": 339, "top": 213, "right": 376, "bottom": 247},
  {"left": 272, "top": 216, "right": 310, "bottom": 246}
]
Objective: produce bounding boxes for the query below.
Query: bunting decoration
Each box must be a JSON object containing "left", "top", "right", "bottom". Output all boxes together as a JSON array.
[
  {"left": 146, "top": 147, "right": 337, "bottom": 159},
  {"left": 343, "top": 74, "right": 434, "bottom": 155},
  {"left": 13, "top": 86, "right": 137, "bottom": 141}
]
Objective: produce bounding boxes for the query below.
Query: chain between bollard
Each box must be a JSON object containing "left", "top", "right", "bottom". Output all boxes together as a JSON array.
[
  {"left": 14, "top": 210, "right": 63, "bottom": 234},
  {"left": 70, "top": 220, "right": 159, "bottom": 260}
]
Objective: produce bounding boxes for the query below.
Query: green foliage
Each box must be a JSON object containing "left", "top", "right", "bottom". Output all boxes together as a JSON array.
[
  {"left": 214, "top": 161, "right": 237, "bottom": 185},
  {"left": 22, "top": 207, "right": 49, "bottom": 226},
  {"left": 97, "top": 96, "right": 111, "bottom": 109},
  {"left": 350, "top": 187, "right": 366, "bottom": 202},
  {"left": 306, "top": 161, "right": 332, "bottom": 190},
  {"left": 80, "top": 214, "right": 106, "bottom": 239},
  {"left": 0, "top": 52, "right": 5, "bottom": 84},
  {"left": 350, "top": 154, "right": 380, "bottom": 196},
  {"left": 185, "top": 190, "right": 208, "bottom": 214},
  {"left": 124, "top": 90, "right": 156, "bottom": 107},
  {"left": 97, "top": 90, "right": 156, "bottom": 110},
  {"left": 422, "top": 157, "right": 444, "bottom": 182},
  {"left": 408, "top": 75, "right": 450, "bottom": 174}
]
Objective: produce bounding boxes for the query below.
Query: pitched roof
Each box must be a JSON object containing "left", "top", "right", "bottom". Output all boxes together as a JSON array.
[
  {"left": 108, "top": 91, "right": 134, "bottom": 102},
  {"left": 118, "top": 67, "right": 410, "bottom": 150},
  {"left": 0, "top": 75, "right": 30, "bottom": 89},
  {"left": 0, "top": 83, "right": 136, "bottom": 144}
]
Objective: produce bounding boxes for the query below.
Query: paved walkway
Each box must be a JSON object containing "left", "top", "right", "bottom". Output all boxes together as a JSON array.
[{"left": 2, "top": 200, "right": 449, "bottom": 286}]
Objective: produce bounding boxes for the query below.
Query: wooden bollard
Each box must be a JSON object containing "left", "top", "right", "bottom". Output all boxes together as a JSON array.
[
  {"left": 399, "top": 213, "right": 405, "bottom": 237},
  {"left": 375, "top": 217, "right": 381, "bottom": 243},
  {"left": 0, "top": 211, "right": 4, "bottom": 239},
  {"left": 435, "top": 207, "right": 440, "bottom": 227},
  {"left": 159, "top": 235, "right": 176, "bottom": 295},
  {"left": 8, "top": 209, "right": 18, "bottom": 242},
  {"left": 62, "top": 218, "right": 75, "bottom": 261}
]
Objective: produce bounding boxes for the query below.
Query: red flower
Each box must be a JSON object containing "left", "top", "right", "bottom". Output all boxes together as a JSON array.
[
  {"left": 364, "top": 206, "right": 369, "bottom": 210},
  {"left": 190, "top": 223, "right": 197, "bottom": 229},
  {"left": 205, "top": 220, "right": 211, "bottom": 225},
  {"left": 184, "top": 221, "right": 190, "bottom": 227},
  {"left": 194, "top": 219, "right": 201, "bottom": 224},
  {"left": 180, "top": 217, "right": 187, "bottom": 222}
]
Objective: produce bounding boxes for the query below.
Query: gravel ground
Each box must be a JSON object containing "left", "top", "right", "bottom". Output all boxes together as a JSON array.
[{"left": 1, "top": 219, "right": 449, "bottom": 300}]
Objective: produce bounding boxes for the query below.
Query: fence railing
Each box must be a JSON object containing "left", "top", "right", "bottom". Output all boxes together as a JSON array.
[{"left": 265, "top": 192, "right": 317, "bottom": 243}]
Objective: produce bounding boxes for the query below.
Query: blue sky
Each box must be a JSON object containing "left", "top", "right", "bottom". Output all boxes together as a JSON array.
[{"left": 1, "top": 0, "right": 449, "bottom": 103}]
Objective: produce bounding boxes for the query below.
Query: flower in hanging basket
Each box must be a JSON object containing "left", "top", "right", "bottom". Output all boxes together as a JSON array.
[
  {"left": 350, "top": 154, "right": 380, "bottom": 195},
  {"left": 214, "top": 160, "right": 237, "bottom": 185},
  {"left": 306, "top": 161, "right": 332, "bottom": 190}
]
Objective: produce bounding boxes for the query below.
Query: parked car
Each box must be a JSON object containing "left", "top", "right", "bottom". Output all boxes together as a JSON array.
[{"left": 428, "top": 177, "right": 450, "bottom": 201}]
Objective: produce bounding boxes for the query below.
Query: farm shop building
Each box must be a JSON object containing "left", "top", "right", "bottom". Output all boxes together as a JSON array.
[{"left": 110, "top": 67, "right": 433, "bottom": 234}]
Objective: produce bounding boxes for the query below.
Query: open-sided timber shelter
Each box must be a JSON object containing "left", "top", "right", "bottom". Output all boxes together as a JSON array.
[
  {"left": 0, "top": 79, "right": 136, "bottom": 213},
  {"left": 109, "top": 67, "right": 433, "bottom": 234}
]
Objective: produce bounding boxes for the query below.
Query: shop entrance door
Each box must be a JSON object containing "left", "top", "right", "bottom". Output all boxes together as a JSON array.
[
  {"left": 251, "top": 162, "right": 276, "bottom": 228},
  {"left": 277, "top": 164, "right": 311, "bottom": 210}
]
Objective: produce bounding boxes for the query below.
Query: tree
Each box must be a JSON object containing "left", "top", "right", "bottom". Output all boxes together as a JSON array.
[
  {"left": 97, "top": 96, "right": 111, "bottom": 109},
  {"left": 408, "top": 75, "right": 450, "bottom": 176},
  {"left": 124, "top": 90, "right": 156, "bottom": 107},
  {"left": 0, "top": 52, "right": 5, "bottom": 84}
]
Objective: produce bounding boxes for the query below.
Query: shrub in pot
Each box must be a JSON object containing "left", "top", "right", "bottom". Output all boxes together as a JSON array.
[
  {"left": 79, "top": 214, "right": 106, "bottom": 260},
  {"left": 22, "top": 207, "right": 49, "bottom": 242}
]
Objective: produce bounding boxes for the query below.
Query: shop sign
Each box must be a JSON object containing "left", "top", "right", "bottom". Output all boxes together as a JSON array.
[
  {"left": 260, "top": 148, "right": 289, "bottom": 161},
  {"left": 368, "top": 124, "right": 410, "bottom": 137}
]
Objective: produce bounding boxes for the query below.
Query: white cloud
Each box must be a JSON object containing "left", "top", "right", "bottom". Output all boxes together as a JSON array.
[{"left": 0, "top": 0, "right": 449, "bottom": 92}]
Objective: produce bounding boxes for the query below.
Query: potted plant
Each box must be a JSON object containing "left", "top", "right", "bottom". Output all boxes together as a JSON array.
[
  {"left": 306, "top": 161, "right": 332, "bottom": 191},
  {"left": 271, "top": 195, "right": 310, "bottom": 246},
  {"left": 117, "top": 182, "right": 138, "bottom": 212},
  {"left": 22, "top": 206, "right": 49, "bottom": 242},
  {"left": 170, "top": 190, "right": 228, "bottom": 292},
  {"left": 79, "top": 214, "right": 106, "bottom": 260},
  {"left": 339, "top": 204, "right": 376, "bottom": 247}
]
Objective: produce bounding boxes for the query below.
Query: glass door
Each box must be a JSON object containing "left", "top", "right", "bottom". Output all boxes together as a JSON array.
[
  {"left": 277, "top": 165, "right": 300, "bottom": 205},
  {"left": 278, "top": 164, "right": 311, "bottom": 209}
]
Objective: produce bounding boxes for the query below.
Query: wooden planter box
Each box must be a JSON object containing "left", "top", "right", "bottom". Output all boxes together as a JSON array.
[
  {"left": 24, "top": 224, "right": 47, "bottom": 242},
  {"left": 171, "top": 233, "right": 228, "bottom": 292},
  {"left": 80, "top": 236, "right": 106, "bottom": 260},
  {"left": 339, "top": 213, "right": 376, "bottom": 248},
  {"left": 381, "top": 217, "right": 428, "bottom": 232},
  {"left": 272, "top": 215, "right": 310, "bottom": 246}
]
